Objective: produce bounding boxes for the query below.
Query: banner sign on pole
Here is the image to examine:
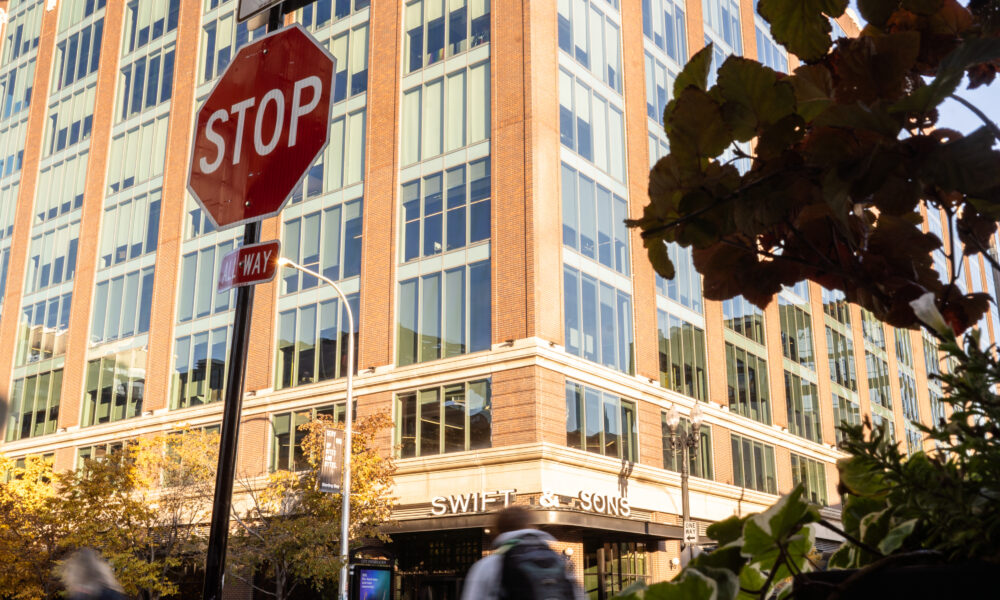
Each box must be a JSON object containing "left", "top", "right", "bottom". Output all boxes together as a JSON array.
[{"left": 319, "top": 428, "right": 345, "bottom": 494}]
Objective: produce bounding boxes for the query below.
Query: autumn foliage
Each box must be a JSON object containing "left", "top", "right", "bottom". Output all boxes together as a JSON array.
[{"left": 629, "top": 0, "right": 1000, "bottom": 333}]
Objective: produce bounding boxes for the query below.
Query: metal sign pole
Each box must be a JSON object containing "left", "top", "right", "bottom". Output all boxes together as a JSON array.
[{"left": 201, "top": 8, "right": 282, "bottom": 600}]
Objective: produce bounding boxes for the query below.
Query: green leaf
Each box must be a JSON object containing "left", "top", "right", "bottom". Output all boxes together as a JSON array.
[
  {"left": 717, "top": 57, "right": 796, "bottom": 141},
  {"left": 647, "top": 241, "right": 676, "bottom": 280},
  {"left": 638, "top": 570, "right": 718, "bottom": 600},
  {"left": 891, "top": 37, "right": 1000, "bottom": 114},
  {"left": 877, "top": 518, "right": 918, "bottom": 555},
  {"left": 827, "top": 543, "right": 857, "bottom": 569},
  {"left": 666, "top": 87, "right": 733, "bottom": 166},
  {"left": 758, "top": 0, "right": 848, "bottom": 62},
  {"left": 859, "top": 509, "right": 892, "bottom": 548},
  {"left": 707, "top": 515, "right": 748, "bottom": 546},
  {"left": 696, "top": 566, "right": 740, "bottom": 600},
  {"left": 790, "top": 64, "right": 834, "bottom": 121},
  {"left": 837, "top": 455, "right": 889, "bottom": 498},
  {"left": 674, "top": 44, "right": 715, "bottom": 97},
  {"left": 736, "top": 566, "right": 768, "bottom": 600},
  {"left": 690, "top": 546, "right": 748, "bottom": 576},
  {"left": 857, "top": 0, "right": 900, "bottom": 27},
  {"left": 667, "top": 88, "right": 733, "bottom": 167}
]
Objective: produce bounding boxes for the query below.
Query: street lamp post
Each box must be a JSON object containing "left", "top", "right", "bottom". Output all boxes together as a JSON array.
[
  {"left": 276, "top": 257, "right": 355, "bottom": 600},
  {"left": 665, "top": 402, "right": 703, "bottom": 550}
]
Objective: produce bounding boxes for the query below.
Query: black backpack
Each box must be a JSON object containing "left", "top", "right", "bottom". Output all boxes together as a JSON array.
[{"left": 499, "top": 538, "right": 576, "bottom": 600}]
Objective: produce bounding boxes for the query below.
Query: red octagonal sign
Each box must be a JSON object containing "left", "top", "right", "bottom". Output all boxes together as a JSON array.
[{"left": 188, "top": 25, "right": 334, "bottom": 229}]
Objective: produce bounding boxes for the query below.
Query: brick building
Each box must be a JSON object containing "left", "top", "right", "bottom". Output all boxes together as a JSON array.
[{"left": 1, "top": 0, "right": 998, "bottom": 598}]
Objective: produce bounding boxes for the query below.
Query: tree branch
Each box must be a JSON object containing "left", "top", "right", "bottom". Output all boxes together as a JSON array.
[{"left": 949, "top": 93, "right": 1000, "bottom": 141}]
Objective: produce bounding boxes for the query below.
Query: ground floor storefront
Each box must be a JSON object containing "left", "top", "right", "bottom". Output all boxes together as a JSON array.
[{"left": 387, "top": 498, "right": 685, "bottom": 600}]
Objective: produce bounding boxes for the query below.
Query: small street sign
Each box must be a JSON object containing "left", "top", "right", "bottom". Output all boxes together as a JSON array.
[
  {"left": 319, "top": 429, "right": 345, "bottom": 494},
  {"left": 236, "top": 0, "right": 280, "bottom": 22},
  {"left": 683, "top": 520, "right": 699, "bottom": 545},
  {"left": 218, "top": 240, "right": 280, "bottom": 292},
  {"left": 188, "top": 24, "right": 335, "bottom": 230}
]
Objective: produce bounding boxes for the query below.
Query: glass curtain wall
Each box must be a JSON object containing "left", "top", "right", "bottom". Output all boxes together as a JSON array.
[{"left": 397, "top": 0, "right": 492, "bottom": 368}]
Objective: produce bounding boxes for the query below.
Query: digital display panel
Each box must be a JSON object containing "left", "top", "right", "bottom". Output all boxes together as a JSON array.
[{"left": 358, "top": 568, "right": 391, "bottom": 600}]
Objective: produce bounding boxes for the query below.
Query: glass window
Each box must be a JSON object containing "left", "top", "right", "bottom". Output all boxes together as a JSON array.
[
  {"left": 641, "top": 0, "right": 688, "bottom": 63},
  {"left": 24, "top": 220, "right": 80, "bottom": 294},
  {"left": 199, "top": 8, "right": 266, "bottom": 84},
  {"left": 98, "top": 190, "right": 161, "bottom": 268},
  {"left": 397, "top": 260, "right": 490, "bottom": 366},
  {"left": 565, "top": 381, "right": 638, "bottom": 462},
  {"left": 15, "top": 292, "right": 72, "bottom": 367},
  {"left": 661, "top": 415, "right": 712, "bottom": 479},
  {"left": 122, "top": 0, "right": 180, "bottom": 55},
  {"left": 725, "top": 342, "right": 771, "bottom": 424},
  {"left": 730, "top": 433, "right": 777, "bottom": 494},
  {"left": 270, "top": 402, "right": 350, "bottom": 472},
  {"left": 821, "top": 287, "right": 851, "bottom": 325},
  {"left": 401, "top": 62, "right": 489, "bottom": 165},
  {"left": 117, "top": 43, "right": 175, "bottom": 121},
  {"left": 177, "top": 239, "right": 237, "bottom": 323},
  {"left": 790, "top": 453, "right": 828, "bottom": 505},
  {"left": 0, "top": 60, "right": 36, "bottom": 120},
  {"left": 275, "top": 294, "right": 359, "bottom": 390},
  {"left": 832, "top": 393, "right": 860, "bottom": 447},
  {"left": 105, "top": 113, "right": 168, "bottom": 193},
  {"left": 702, "top": 0, "right": 742, "bottom": 54},
  {"left": 45, "top": 82, "right": 97, "bottom": 155},
  {"left": 656, "top": 310, "right": 706, "bottom": 401},
  {"left": 826, "top": 326, "right": 857, "bottom": 391},
  {"left": 280, "top": 199, "right": 362, "bottom": 293},
  {"left": 396, "top": 378, "right": 491, "bottom": 458},
  {"left": 784, "top": 371, "right": 821, "bottom": 444},
  {"left": 172, "top": 326, "right": 230, "bottom": 410},
  {"left": 866, "top": 350, "right": 892, "bottom": 410},
  {"left": 400, "top": 159, "right": 489, "bottom": 264},
  {"left": 52, "top": 17, "right": 104, "bottom": 92},
  {"left": 4, "top": 369, "right": 62, "bottom": 442},
  {"left": 557, "top": 0, "right": 622, "bottom": 92},
  {"left": 90, "top": 266, "right": 154, "bottom": 344},
  {"left": 779, "top": 299, "right": 815, "bottom": 369},
  {"left": 81, "top": 348, "right": 145, "bottom": 427},
  {"left": 860, "top": 309, "right": 886, "bottom": 350},
  {"left": 296, "top": 0, "right": 371, "bottom": 31},
  {"left": 563, "top": 265, "right": 634, "bottom": 375},
  {"left": 404, "top": 0, "right": 489, "bottom": 74},
  {"left": 900, "top": 371, "right": 919, "bottom": 422},
  {"left": 558, "top": 68, "right": 626, "bottom": 180},
  {"left": 723, "top": 295, "right": 765, "bottom": 344},
  {"left": 654, "top": 243, "right": 702, "bottom": 312},
  {"left": 561, "top": 162, "right": 629, "bottom": 275}
]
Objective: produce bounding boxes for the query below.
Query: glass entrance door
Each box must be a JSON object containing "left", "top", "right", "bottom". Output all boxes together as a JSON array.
[{"left": 583, "top": 541, "right": 650, "bottom": 600}]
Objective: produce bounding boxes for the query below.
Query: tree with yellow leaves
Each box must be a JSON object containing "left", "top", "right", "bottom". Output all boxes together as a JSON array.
[
  {"left": 229, "top": 411, "right": 396, "bottom": 600},
  {"left": 0, "top": 455, "right": 64, "bottom": 599}
]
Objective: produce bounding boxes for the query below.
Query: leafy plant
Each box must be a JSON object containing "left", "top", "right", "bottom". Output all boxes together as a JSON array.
[{"left": 629, "top": 0, "right": 1000, "bottom": 333}]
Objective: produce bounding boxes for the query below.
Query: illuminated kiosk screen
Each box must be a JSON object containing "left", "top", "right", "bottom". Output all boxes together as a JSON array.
[{"left": 357, "top": 567, "right": 391, "bottom": 600}]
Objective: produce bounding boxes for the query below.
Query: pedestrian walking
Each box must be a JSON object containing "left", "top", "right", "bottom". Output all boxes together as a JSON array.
[
  {"left": 461, "top": 506, "right": 585, "bottom": 600},
  {"left": 60, "top": 548, "right": 128, "bottom": 600}
]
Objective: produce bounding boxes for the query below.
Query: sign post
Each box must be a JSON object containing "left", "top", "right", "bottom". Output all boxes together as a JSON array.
[{"left": 192, "top": 7, "right": 334, "bottom": 600}]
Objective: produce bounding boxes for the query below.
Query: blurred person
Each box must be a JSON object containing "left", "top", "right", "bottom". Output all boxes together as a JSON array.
[
  {"left": 60, "top": 548, "right": 127, "bottom": 600},
  {"left": 461, "top": 506, "right": 584, "bottom": 600}
]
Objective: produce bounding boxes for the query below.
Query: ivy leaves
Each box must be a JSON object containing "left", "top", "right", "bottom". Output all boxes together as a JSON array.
[
  {"left": 614, "top": 485, "right": 821, "bottom": 600},
  {"left": 630, "top": 0, "right": 1000, "bottom": 333}
]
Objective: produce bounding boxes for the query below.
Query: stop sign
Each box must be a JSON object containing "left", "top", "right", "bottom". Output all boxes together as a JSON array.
[{"left": 188, "top": 24, "right": 335, "bottom": 229}]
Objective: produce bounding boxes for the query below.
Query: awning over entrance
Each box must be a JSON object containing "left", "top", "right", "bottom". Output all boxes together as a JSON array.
[{"left": 388, "top": 509, "right": 684, "bottom": 541}]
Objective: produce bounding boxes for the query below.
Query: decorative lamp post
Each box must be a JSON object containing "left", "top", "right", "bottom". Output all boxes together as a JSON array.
[{"left": 665, "top": 403, "right": 703, "bottom": 549}]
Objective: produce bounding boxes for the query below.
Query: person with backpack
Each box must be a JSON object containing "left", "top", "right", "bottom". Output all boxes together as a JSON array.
[{"left": 460, "top": 505, "right": 585, "bottom": 600}]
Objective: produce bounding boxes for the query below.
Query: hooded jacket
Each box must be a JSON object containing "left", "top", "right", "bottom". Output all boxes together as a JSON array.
[{"left": 459, "top": 529, "right": 586, "bottom": 600}]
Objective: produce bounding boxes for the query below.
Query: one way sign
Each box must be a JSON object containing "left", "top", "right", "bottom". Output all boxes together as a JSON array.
[{"left": 218, "top": 240, "right": 281, "bottom": 292}]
